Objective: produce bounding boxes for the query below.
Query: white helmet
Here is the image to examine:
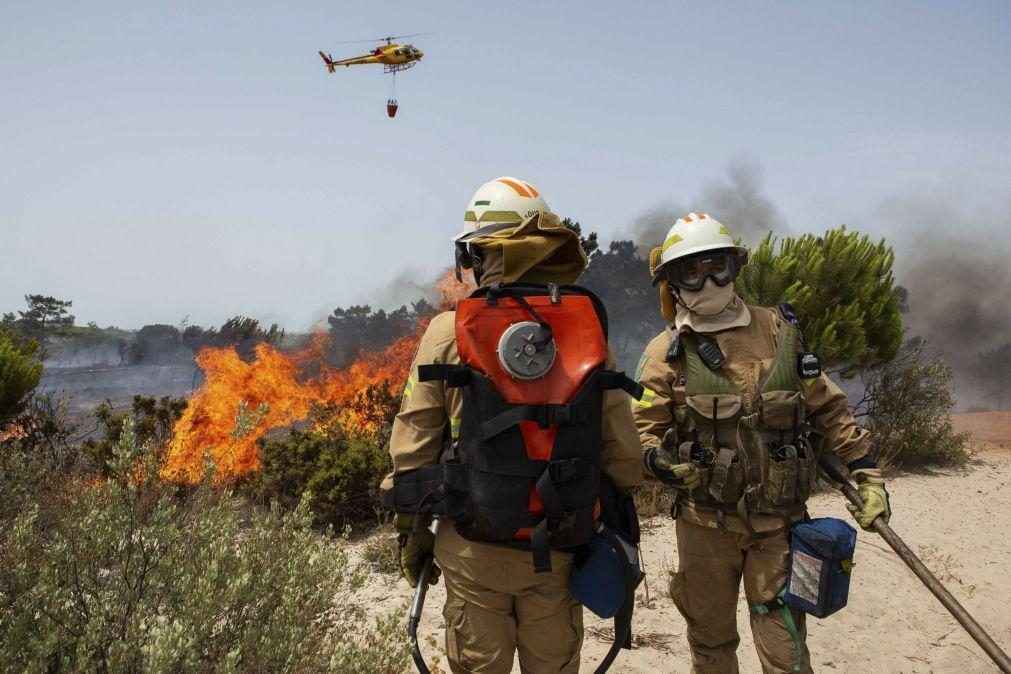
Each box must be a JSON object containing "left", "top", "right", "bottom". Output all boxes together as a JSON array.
[
  {"left": 454, "top": 176, "right": 549, "bottom": 242},
  {"left": 656, "top": 212, "right": 747, "bottom": 270}
]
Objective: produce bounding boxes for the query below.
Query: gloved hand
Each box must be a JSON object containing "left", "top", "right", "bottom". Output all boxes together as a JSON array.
[
  {"left": 847, "top": 468, "right": 891, "bottom": 530},
  {"left": 644, "top": 429, "right": 701, "bottom": 490},
  {"left": 393, "top": 513, "right": 441, "bottom": 588}
]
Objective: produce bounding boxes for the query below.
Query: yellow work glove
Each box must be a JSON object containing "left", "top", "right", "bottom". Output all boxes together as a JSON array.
[
  {"left": 847, "top": 468, "right": 891, "bottom": 530},
  {"left": 644, "top": 429, "right": 701, "bottom": 491},
  {"left": 394, "top": 513, "right": 441, "bottom": 588}
]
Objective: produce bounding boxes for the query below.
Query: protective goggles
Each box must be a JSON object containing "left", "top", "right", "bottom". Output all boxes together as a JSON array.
[{"left": 657, "top": 251, "right": 746, "bottom": 291}]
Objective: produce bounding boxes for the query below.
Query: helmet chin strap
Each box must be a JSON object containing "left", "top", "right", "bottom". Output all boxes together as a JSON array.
[{"left": 671, "top": 284, "right": 689, "bottom": 311}]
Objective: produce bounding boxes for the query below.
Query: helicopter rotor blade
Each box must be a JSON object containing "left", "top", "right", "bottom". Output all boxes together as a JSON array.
[{"left": 334, "top": 32, "right": 433, "bottom": 45}]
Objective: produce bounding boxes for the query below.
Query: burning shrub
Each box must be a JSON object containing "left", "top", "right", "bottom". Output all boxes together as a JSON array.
[
  {"left": 854, "top": 339, "right": 970, "bottom": 469},
  {"left": 0, "top": 419, "right": 410, "bottom": 672}
]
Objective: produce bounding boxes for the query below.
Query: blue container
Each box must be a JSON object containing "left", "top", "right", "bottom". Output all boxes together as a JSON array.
[
  {"left": 784, "top": 518, "right": 857, "bottom": 618},
  {"left": 570, "top": 531, "right": 640, "bottom": 619}
]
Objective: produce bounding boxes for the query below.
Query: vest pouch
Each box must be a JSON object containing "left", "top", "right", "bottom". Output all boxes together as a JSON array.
[
  {"left": 784, "top": 517, "right": 857, "bottom": 618},
  {"left": 795, "top": 438, "right": 815, "bottom": 503},
  {"left": 759, "top": 390, "right": 805, "bottom": 431},
  {"left": 686, "top": 394, "right": 743, "bottom": 427},
  {"left": 677, "top": 440, "right": 712, "bottom": 499},
  {"left": 764, "top": 446, "right": 799, "bottom": 506},
  {"left": 707, "top": 447, "right": 745, "bottom": 504},
  {"left": 685, "top": 394, "right": 742, "bottom": 500}
]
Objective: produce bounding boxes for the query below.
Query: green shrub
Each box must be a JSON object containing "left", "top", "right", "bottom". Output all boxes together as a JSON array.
[
  {"left": 246, "top": 385, "right": 399, "bottom": 528},
  {"left": 0, "top": 420, "right": 410, "bottom": 672},
  {"left": 81, "top": 395, "right": 188, "bottom": 475},
  {"left": 0, "top": 329, "right": 43, "bottom": 427},
  {"left": 855, "top": 340, "right": 970, "bottom": 469},
  {"left": 250, "top": 425, "right": 392, "bottom": 527}
]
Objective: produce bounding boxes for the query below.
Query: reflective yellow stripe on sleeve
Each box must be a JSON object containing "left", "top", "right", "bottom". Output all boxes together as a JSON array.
[
  {"left": 404, "top": 375, "right": 415, "bottom": 399},
  {"left": 631, "top": 387, "right": 656, "bottom": 408},
  {"left": 450, "top": 417, "right": 461, "bottom": 441}
]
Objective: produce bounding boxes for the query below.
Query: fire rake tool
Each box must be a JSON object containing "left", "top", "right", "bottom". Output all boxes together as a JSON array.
[{"left": 818, "top": 455, "right": 1011, "bottom": 673}]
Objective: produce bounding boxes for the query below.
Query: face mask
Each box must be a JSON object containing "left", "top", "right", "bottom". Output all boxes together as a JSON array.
[{"left": 679, "top": 279, "right": 736, "bottom": 316}]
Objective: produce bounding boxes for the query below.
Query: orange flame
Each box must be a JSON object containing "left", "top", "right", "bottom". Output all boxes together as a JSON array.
[
  {"left": 0, "top": 424, "right": 27, "bottom": 443},
  {"left": 162, "top": 272, "right": 473, "bottom": 483}
]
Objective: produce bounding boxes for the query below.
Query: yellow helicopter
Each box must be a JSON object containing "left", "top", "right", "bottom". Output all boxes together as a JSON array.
[
  {"left": 318, "top": 34, "right": 427, "bottom": 74},
  {"left": 319, "top": 34, "right": 429, "bottom": 117}
]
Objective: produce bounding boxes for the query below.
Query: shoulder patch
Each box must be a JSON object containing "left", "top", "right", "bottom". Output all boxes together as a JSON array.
[{"left": 635, "top": 352, "right": 649, "bottom": 381}]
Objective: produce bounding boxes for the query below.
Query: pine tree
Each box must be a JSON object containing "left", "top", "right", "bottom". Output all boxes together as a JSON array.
[
  {"left": 17, "top": 294, "right": 75, "bottom": 345},
  {"left": 737, "top": 227, "right": 903, "bottom": 374}
]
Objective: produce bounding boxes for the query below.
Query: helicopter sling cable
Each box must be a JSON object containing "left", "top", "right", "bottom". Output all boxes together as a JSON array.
[{"left": 388, "top": 68, "right": 398, "bottom": 118}]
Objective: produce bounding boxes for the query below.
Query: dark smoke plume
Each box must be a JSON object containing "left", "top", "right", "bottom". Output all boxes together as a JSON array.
[
  {"left": 884, "top": 196, "right": 1011, "bottom": 406},
  {"left": 628, "top": 199, "right": 685, "bottom": 256},
  {"left": 624, "top": 159, "right": 780, "bottom": 255},
  {"left": 696, "top": 159, "right": 782, "bottom": 245}
]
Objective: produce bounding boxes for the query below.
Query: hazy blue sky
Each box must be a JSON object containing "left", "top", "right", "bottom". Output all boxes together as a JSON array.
[{"left": 3, "top": 1, "right": 1009, "bottom": 330}]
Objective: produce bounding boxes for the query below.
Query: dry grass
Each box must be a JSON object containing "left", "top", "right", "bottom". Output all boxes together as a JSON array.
[
  {"left": 422, "top": 634, "right": 448, "bottom": 674},
  {"left": 635, "top": 482, "right": 674, "bottom": 521},
  {"left": 585, "top": 625, "right": 678, "bottom": 653},
  {"left": 360, "top": 523, "right": 401, "bottom": 574}
]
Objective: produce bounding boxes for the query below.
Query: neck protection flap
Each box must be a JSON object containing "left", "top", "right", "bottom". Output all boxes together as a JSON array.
[{"left": 468, "top": 211, "right": 587, "bottom": 286}]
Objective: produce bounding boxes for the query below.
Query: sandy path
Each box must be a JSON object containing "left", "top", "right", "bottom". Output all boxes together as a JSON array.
[{"left": 355, "top": 448, "right": 1011, "bottom": 673}]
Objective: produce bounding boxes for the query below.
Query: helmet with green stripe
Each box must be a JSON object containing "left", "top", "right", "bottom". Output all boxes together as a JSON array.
[
  {"left": 454, "top": 176, "right": 549, "bottom": 243},
  {"left": 653, "top": 212, "right": 749, "bottom": 286}
]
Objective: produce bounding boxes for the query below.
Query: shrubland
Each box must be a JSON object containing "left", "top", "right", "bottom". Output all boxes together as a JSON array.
[{"left": 0, "top": 409, "right": 409, "bottom": 672}]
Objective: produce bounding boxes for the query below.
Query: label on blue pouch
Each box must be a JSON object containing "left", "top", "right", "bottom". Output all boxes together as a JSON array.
[{"left": 788, "top": 550, "right": 822, "bottom": 605}]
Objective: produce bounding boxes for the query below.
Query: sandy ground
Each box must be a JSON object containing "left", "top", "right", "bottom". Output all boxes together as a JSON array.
[{"left": 354, "top": 441, "right": 1011, "bottom": 672}]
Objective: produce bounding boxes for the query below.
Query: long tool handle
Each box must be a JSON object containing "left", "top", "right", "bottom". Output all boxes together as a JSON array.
[
  {"left": 409, "top": 519, "right": 439, "bottom": 674},
  {"left": 819, "top": 457, "right": 1011, "bottom": 672}
]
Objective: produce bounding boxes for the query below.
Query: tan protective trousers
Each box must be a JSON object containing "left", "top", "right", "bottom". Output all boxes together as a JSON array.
[
  {"left": 435, "top": 525, "right": 583, "bottom": 674},
  {"left": 670, "top": 518, "right": 812, "bottom": 674}
]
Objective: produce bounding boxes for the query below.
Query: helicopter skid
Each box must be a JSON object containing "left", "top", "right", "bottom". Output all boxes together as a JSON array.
[{"left": 384, "top": 61, "right": 417, "bottom": 74}]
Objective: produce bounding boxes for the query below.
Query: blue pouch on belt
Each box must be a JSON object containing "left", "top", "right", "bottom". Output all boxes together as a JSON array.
[
  {"left": 784, "top": 517, "right": 857, "bottom": 618},
  {"left": 570, "top": 530, "right": 641, "bottom": 619}
]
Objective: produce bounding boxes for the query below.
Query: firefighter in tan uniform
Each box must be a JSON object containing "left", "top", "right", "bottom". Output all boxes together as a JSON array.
[
  {"left": 633, "top": 213, "right": 892, "bottom": 674},
  {"left": 381, "top": 177, "right": 643, "bottom": 674}
]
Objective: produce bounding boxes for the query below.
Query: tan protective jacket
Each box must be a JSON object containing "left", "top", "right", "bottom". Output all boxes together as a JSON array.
[
  {"left": 381, "top": 309, "right": 644, "bottom": 557},
  {"left": 633, "top": 304, "right": 870, "bottom": 533}
]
